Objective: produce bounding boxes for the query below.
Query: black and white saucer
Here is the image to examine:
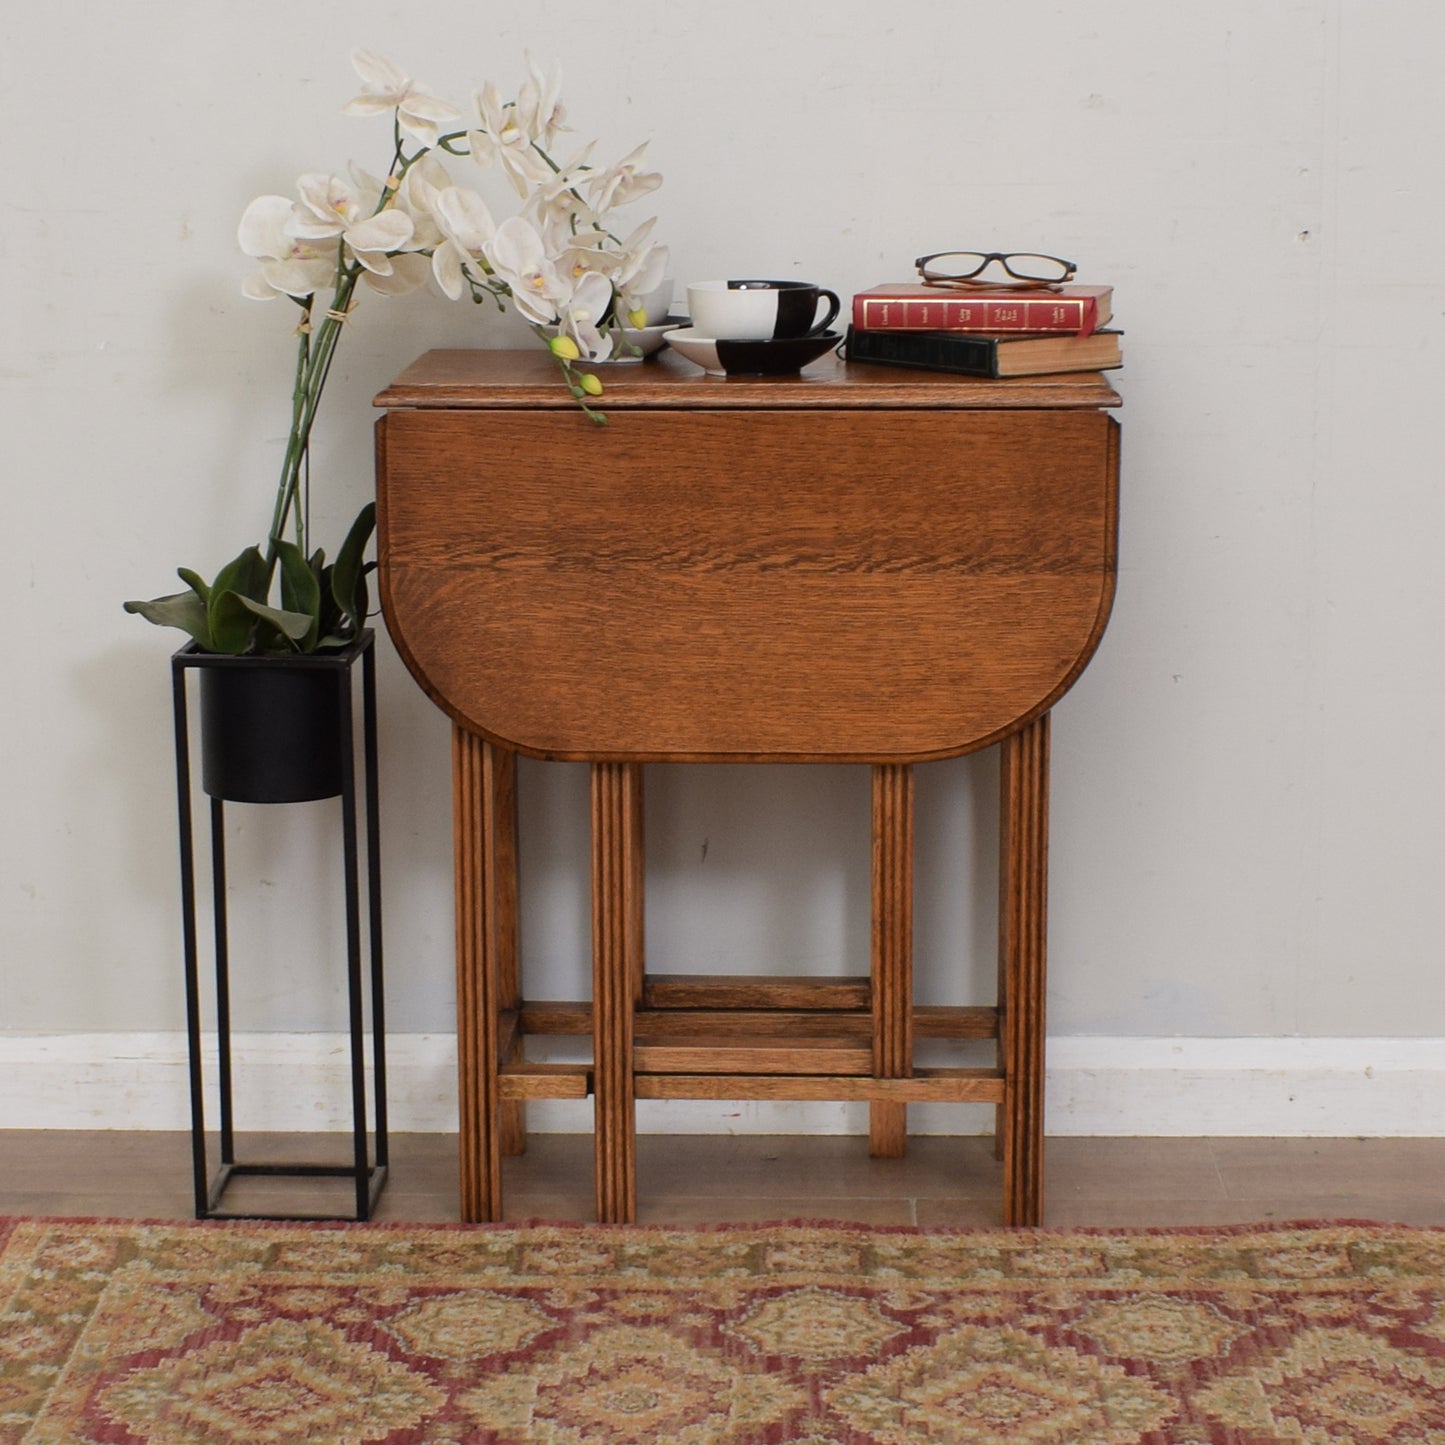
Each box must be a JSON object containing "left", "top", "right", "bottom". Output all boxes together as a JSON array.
[{"left": 666, "top": 328, "right": 841, "bottom": 377}]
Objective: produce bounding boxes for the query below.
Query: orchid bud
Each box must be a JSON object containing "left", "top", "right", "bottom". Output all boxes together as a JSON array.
[
  {"left": 579, "top": 372, "right": 603, "bottom": 397},
  {"left": 549, "top": 335, "right": 581, "bottom": 361},
  {"left": 627, "top": 307, "right": 648, "bottom": 329}
]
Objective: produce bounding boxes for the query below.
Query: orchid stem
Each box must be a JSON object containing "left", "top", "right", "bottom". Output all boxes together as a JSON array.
[{"left": 263, "top": 263, "right": 359, "bottom": 587}]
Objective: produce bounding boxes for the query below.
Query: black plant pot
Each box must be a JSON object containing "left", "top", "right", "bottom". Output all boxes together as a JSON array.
[{"left": 196, "top": 653, "right": 348, "bottom": 804}]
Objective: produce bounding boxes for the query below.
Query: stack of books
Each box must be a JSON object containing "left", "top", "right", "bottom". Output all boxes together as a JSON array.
[{"left": 845, "top": 282, "right": 1121, "bottom": 379}]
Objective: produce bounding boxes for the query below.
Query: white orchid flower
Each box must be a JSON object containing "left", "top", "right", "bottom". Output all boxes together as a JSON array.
[
  {"left": 348, "top": 162, "right": 427, "bottom": 261},
  {"left": 618, "top": 245, "right": 669, "bottom": 318},
  {"left": 551, "top": 234, "right": 620, "bottom": 288},
  {"left": 469, "top": 81, "right": 552, "bottom": 199},
  {"left": 342, "top": 50, "right": 461, "bottom": 149},
  {"left": 285, "top": 172, "right": 415, "bottom": 277},
  {"left": 556, "top": 269, "right": 615, "bottom": 362},
  {"left": 585, "top": 143, "right": 662, "bottom": 215},
  {"left": 532, "top": 213, "right": 587, "bottom": 264},
  {"left": 613, "top": 216, "right": 657, "bottom": 260},
  {"left": 537, "top": 214, "right": 666, "bottom": 331},
  {"left": 517, "top": 53, "right": 568, "bottom": 149},
  {"left": 430, "top": 186, "right": 498, "bottom": 301},
  {"left": 483, "top": 215, "right": 568, "bottom": 324},
  {"left": 612, "top": 218, "right": 668, "bottom": 304},
  {"left": 237, "top": 194, "right": 335, "bottom": 300},
  {"left": 522, "top": 141, "right": 597, "bottom": 240},
  {"left": 395, "top": 153, "right": 450, "bottom": 252},
  {"left": 359, "top": 253, "right": 431, "bottom": 296},
  {"left": 344, "top": 209, "right": 416, "bottom": 275},
  {"left": 287, "top": 172, "right": 376, "bottom": 239}
]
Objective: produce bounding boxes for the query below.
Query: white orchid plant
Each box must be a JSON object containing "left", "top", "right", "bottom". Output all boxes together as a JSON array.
[{"left": 126, "top": 50, "right": 667, "bottom": 655}]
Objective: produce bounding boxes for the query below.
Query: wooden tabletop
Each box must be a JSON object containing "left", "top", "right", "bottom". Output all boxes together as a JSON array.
[{"left": 375, "top": 346, "right": 1123, "bottom": 412}]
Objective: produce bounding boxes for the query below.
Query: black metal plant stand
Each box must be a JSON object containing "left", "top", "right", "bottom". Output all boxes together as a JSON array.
[{"left": 171, "top": 631, "right": 387, "bottom": 1220}]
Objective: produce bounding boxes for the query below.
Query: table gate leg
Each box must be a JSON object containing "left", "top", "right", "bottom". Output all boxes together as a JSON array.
[
  {"left": 453, "top": 728, "right": 512, "bottom": 1222},
  {"left": 592, "top": 762, "right": 642, "bottom": 1223},
  {"left": 1000, "top": 713, "right": 1049, "bottom": 1227},
  {"left": 493, "top": 752, "right": 525, "bottom": 1158},
  {"left": 870, "top": 763, "right": 914, "bottom": 1157}
]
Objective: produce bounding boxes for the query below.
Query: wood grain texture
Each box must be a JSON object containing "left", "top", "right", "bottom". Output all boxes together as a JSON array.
[
  {"left": 591, "top": 762, "right": 642, "bottom": 1223},
  {"left": 628, "top": 765, "right": 645, "bottom": 1012},
  {"left": 17, "top": 1133, "right": 1443, "bottom": 1229},
  {"left": 642, "top": 976, "right": 871, "bottom": 1010},
  {"left": 635, "top": 1037, "right": 874, "bottom": 1075},
  {"left": 377, "top": 378, "right": 1119, "bottom": 762},
  {"left": 1000, "top": 714, "right": 1050, "bottom": 1227},
  {"left": 535, "top": 1005, "right": 871, "bottom": 1039},
  {"left": 497, "top": 1063, "right": 591, "bottom": 1101},
  {"left": 916, "top": 1005, "right": 999, "bottom": 1039},
  {"left": 374, "top": 347, "right": 1123, "bottom": 412},
  {"left": 451, "top": 728, "right": 511, "bottom": 1222},
  {"left": 491, "top": 750, "right": 525, "bottom": 1158},
  {"left": 518, "top": 1002, "right": 998, "bottom": 1039},
  {"left": 634, "top": 1070, "right": 1004, "bottom": 1103},
  {"left": 870, "top": 764, "right": 914, "bottom": 1157}
]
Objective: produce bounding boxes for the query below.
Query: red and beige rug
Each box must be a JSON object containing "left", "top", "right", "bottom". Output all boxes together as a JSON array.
[{"left": 2, "top": 1215, "right": 1444, "bottom": 1442}]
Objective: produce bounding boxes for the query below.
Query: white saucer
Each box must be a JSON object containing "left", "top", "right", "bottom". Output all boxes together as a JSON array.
[{"left": 609, "top": 317, "right": 684, "bottom": 361}]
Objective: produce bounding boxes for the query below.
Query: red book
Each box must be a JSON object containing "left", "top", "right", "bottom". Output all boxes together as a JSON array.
[{"left": 851, "top": 283, "right": 1112, "bottom": 336}]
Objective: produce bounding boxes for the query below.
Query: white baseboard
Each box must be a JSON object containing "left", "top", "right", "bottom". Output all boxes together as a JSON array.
[{"left": 2, "top": 1033, "right": 1442, "bottom": 1136}]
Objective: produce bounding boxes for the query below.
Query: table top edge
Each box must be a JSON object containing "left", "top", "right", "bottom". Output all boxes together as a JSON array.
[{"left": 373, "top": 349, "right": 1124, "bottom": 410}]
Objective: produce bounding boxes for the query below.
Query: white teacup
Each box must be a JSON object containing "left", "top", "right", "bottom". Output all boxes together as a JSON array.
[{"left": 687, "top": 279, "right": 840, "bottom": 341}]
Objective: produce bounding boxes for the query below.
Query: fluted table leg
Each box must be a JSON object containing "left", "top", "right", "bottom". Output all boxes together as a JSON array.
[
  {"left": 494, "top": 750, "right": 525, "bottom": 1159},
  {"left": 452, "top": 728, "right": 515, "bottom": 1221},
  {"left": 592, "top": 761, "right": 643, "bottom": 1223},
  {"left": 870, "top": 763, "right": 914, "bottom": 1157},
  {"left": 1000, "top": 713, "right": 1049, "bottom": 1226}
]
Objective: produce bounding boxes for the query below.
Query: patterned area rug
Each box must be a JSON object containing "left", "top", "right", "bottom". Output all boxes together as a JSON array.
[{"left": 3, "top": 1217, "right": 1445, "bottom": 1443}]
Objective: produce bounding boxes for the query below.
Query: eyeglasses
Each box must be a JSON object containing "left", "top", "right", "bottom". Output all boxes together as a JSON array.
[{"left": 914, "top": 251, "right": 1077, "bottom": 290}]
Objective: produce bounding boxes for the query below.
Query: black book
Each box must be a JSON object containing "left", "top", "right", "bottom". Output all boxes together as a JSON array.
[{"left": 845, "top": 326, "right": 1121, "bottom": 379}]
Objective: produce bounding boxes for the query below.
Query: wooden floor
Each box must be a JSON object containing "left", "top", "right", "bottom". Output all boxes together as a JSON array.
[{"left": 2, "top": 1132, "right": 1443, "bottom": 1227}]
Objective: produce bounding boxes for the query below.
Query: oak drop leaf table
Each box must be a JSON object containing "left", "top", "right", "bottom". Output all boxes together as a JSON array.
[{"left": 374, "top": 349, "right": 1120, "bottom": 1225}]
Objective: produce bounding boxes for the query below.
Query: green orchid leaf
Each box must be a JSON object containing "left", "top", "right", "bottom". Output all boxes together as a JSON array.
[
  {"left": 206, "top": 589, "right": 261, "bottom": 654},
  {"left": 210, "top": 546, "right": 268, "bottom": 604},
  {"left": 313, "top": 561, "right": 344, "bottom": 640},
  {"left": 177, "top": 568, "right": 210, "bottom": 605},
  {"left": 276, "top": 538, "right": 322, "bottom": 651},
  {"left": 206, "top": 547, "right": 273, "bottom": 653},
  {"left": 333, "top": 560, "right": 375, "bottom": 640},
  {"left": 235, "top": 594, "right": 317, "bottom": 642},
  {"left": 122, "top": 591, "right": 214, "bottom": 650},
  {"left": 208, "top": 589, "right": 315, "bottom": 654},
  {"left": 354, "top": 562, "right": 374, "bottom": 628},
  {"left": 331, "top": 502, "right": 376, "bottom": 631}
]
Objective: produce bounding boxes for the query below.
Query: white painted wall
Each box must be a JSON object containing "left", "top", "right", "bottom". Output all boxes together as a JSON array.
[{"left": 5, "top": 2, "right": 1444, "bottom": 1128}]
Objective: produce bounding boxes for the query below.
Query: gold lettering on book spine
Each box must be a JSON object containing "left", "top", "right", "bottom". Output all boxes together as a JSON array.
[{"left": 858, "top": 293, "right": 1089, "bottom": 331}]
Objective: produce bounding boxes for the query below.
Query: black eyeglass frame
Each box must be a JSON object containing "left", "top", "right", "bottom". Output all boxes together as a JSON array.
[{"left": 914, "top": 251, "right": 1078, "bottom": 290}]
